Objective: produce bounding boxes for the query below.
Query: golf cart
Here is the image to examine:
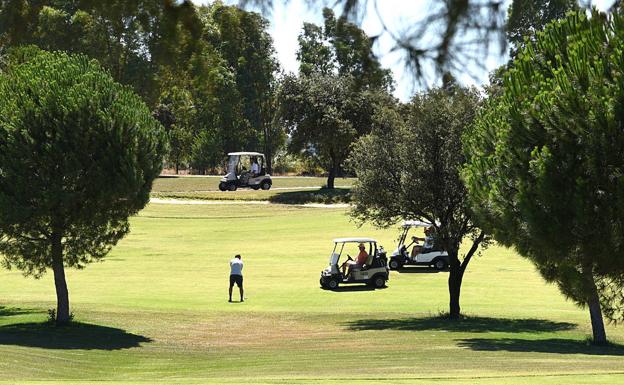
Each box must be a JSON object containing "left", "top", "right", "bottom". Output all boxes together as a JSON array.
[
  {"left": 218, "top": 152, "right": 272, "bottom": 191},
  {"left": 388, "top": 221, "right": 449, "bottom": 270},
  {"left": 319, "top": 238, "right": 389, "bottom": 289}
]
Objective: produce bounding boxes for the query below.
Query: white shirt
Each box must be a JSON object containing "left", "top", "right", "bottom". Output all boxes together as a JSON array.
[
  {"left": 424, "top": 236, "right": 434, "bottom": 249},
  {"left": 230, "top": 258, "right": 243, "bottom": 276},
  {"left": 251, "top": 163, "right": 259, "bottom": 174}
]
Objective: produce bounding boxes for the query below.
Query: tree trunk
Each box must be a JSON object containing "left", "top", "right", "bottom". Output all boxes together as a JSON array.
[
  {"left": 51, "top": 233, "right": 70, "bottom": 325},
  {"left": 448, "top": 249, "right": 463, "bottom": 319},
  {"left": 447, "top": 232, "right": 484, "bottom": 320},
  {"left": 327, "top": 168, "right": 336, "bottom": 189},
  {"left": 583, "top": 265, "right": 607, "bottom": 345},
  {"left": 263, "top": 126, "right": 273, "bottom": 175},
  {"left": 327, "top": 153, "right": 338, "bottom": 189}
]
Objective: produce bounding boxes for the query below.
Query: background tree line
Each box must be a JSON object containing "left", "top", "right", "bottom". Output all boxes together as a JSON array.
[
  {"left": 0, "top": 0, "right": 281, "bottom": 174},
  {"left": 0, "top": 0, "right": 396, "bottom": 182}
]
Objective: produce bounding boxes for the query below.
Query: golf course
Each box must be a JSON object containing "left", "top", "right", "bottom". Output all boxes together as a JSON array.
[{"left": 1, "top": 177, "right": 623, "bottom": 384}]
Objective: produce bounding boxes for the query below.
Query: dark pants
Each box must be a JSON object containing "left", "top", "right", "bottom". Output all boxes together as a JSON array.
[{"left": 229, "top": 274, "right": 243, "bottom": 289}]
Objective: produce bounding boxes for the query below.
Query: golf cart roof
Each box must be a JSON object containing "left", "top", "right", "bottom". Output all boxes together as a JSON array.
[
  {"left": 402, "top": 220, "right": 433, "bottom": 228},
  {"left": 333, "top": 237, "right": 377, "bottom": 243},
  {"left": 228, "top": 152, "right": 265, "bottom": 157}
]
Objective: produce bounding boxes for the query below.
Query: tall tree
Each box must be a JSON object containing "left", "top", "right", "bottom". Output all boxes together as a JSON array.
[
  {"left": 0, "top": 48, "right": 166, "bottom": 324},
  {"left": 506, "top": 0, "right": 578, "bottom": 58},
  {"left": 0, "top": 0, "right": 203, "bottom": 106},
  {"left": 297, "top": 8, "right": 392, "bottom": 91},
  {"left": 201, "top": 2, "right": 281, "bottom": 171},
  {"left": 463, "top": 9, "right": 624, "bottom": 344},
  {"left": 242, "top": 0, "right": 508, "bottom": 83},
  {"left": 277, "top": 73, "right": 390, "bottom": 188},
  {"left": 350, "top": 85, "right": 486, "bottom": 318}
]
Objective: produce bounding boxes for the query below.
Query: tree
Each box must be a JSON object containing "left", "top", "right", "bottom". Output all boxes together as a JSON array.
[
  {"left": 506, "top": 0, "right": 578, "bottom": 58},
  {"left": 277, "top": 72, "right": 391, "bottom": 188},
  {"left": 349, "top": 85, "right": 486, "bottom": 319},
  {"left": 297, "top": 8, "right": 392, "bottom": 91},
  {"left": 0, "top": 49, "right": 166, "bottom": 324},
  {"left": 0, "top": 0, "right": 203, "bottom": 107},
  {"left": 463, "top": 9, "right": 624, "bottom": 344},
  {"left": 153, "top": 84, "right": 195, "bottom": 174},
  {"left": 242, "top": 0, "right": 508, "bottom": 83},
  {"left": 201, "top": 2, "right": 281, "bottom": 171}
]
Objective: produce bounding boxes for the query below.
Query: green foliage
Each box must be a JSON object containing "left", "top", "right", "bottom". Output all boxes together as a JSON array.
[
  {"left": 349, "top": 85, "right": 487, "bottom": 317},
  {"left": 297, "top": 8, "right": 392, "bottom": 91},
  {"left": 463, "top": 9, "right": 624, "bottom": 330},
  {"left": 0, "top": 49, "right": 166, "bottom": 319},
  {"left": 506, "top": 0, "right": 578, "bottom": 58},
  {"left": 350, "top": 86, "right": 483, "bottom": 247},
  {"left": 0, "top": 0, "right": 203, "bottom": 106},
  {"left": 0, "top": 1, "right": 282, "bottom": 174},
  {"left": 277, "top": 72, "right": 392, "bottom": 188}
]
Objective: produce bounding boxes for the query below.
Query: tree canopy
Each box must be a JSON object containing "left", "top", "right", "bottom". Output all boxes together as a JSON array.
[
  {"left": 276, "top": 73, "right": 391, "bottom": 188},
  {"left": 463, "top": 8, "right": 624, "bottom": 344},
  {"left": 349, "top": 84, "right": 486, "bottom": 318},
  {"left": 0, "top": 48, "right": 166, "bottom": 323}
]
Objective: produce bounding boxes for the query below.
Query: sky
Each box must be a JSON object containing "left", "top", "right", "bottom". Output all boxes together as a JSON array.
[{"left": 194, "top": 0, "right": 617, "bottom": 101}]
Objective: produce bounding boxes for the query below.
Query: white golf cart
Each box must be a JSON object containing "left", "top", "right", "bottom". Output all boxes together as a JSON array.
[
  {"left": 319, "top": 238, "right": 389, "bottom": 289},
  {"left": 218, "top": 152, "right": 272, "bottom": 191},
  {"left": 388, "top": 221, "right": 449, "bottom": 270}
]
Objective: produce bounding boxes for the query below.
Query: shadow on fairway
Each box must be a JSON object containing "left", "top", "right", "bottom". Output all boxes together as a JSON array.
[
  {"left": 395, "top": 267, "right": 447, "bottom": 274},
  {"left": 345, "top": 315, "right": 576, "bottom": 333},
  {"left": 457, "top": 338, "right": 624, "bottom": 355},
  {"left": 322, "top": 285, "right": 381, "bottom": 292},
  {"left": 0, "top": 322, "right": 152, "bottom": 350},
  {"left": 0, "top": 306, "right": 38, "bottom": 317},
  {"left": 269, "top": 188, "right": 351, "bottom": 205}
]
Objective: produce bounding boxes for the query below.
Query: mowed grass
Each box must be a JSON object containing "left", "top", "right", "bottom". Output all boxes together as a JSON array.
[
  {"left": 152, "top": 176, "right": 355, "bottom": 203},
  {"left": 1, "top": 203, "right": 623, "bottom": 384},
  {"left": 153, "top": 175, "right": 355, "bottom": 192}
]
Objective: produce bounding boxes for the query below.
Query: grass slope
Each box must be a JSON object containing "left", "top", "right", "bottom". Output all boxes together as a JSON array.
[
  {"left": 153, "top": 175, "right": 355, "bottom": 192},
  {"left": 0, "top": 203, "right": 623, "bottom": 384}
]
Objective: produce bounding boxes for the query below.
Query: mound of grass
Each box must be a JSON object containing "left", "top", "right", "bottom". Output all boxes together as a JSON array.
[
  {"left": 152, "top": 187, "right": 352, "bottom": 205},
  {"left": 268, "top": 187, "right": 351, "bottom": 204}
]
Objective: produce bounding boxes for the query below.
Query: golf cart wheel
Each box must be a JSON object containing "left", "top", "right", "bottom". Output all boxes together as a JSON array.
[
  {"left": 319, "top": 278, "right": 327, "bottom": 288},
  {"left": 227, "top": 183, "right": 237, "bottom": 192},
  {"left": 433, "top": 258, "right": 448, "bottom": 270},
  {"left": 370, "top": 275, "right": 386, "bottom": 288},
  {"left": 326, "top": 278, "right": 339, "bottom": 290},
  {"left": 252, "top": 185, "right": 260, "bottom": 190},
  {"left": 261, "top": 180, "right": 271, "bottom": 190},
  {"left": 389, "top": 259, "right": 401, "bottom": 270},
  {"left": 218, "top": 182, "right": 227, "bottom": 191}
]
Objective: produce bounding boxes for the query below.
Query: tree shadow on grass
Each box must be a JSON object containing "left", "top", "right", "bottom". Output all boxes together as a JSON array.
[
  {"left": 0, "top": 306, "right": 38, "bottom": 317},
  {"left": 345, "top": 315, "right": 576, "bottom": 333},
  {"left": 0, "top": 322, "right": 152, "bottom": 350},
  {"left": 396, "top": 267, "right": 447, "bottom": 274},
  {"left": 322, "top": 285, "right": 384, "bottom": 292},
  {"left": 269, "top": 188, "right": 351, "bottom": 205},
  {"left": 457, "top": 338, "right": 624, "bottom": 356}
]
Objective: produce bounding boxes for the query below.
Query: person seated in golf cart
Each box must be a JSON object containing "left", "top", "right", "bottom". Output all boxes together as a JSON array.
[
  {"left": 342, "top": 243, "right": 369, "bottom": 279},
  {"left": 411, "top": 226, "right": 435, "bottom": 257},
  {"left": 250, "top": 157, "right": 260, "bottom": 176}
]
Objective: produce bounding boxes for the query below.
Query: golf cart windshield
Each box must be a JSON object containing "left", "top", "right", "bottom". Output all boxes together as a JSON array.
[
  {"left": 226, "top": 152, "right": 265, "bottom": 175},
  {"left": 398, "top": 221, "right": 433, "bottom": 246},
  {"left": 227, "top": 155, "right": 240, "bottom": 174},
  {"left": 329, "top": 239, "right": 377, "bottom": 264}
]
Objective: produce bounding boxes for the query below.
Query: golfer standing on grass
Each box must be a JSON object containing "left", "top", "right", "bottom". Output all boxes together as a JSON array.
[{"left": 229, "top": 254, "right": 244, "bottom": 303}]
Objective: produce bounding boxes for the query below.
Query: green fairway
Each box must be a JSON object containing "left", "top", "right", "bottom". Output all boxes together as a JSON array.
[
  {"left": 1, "top": 203, "right": 623, "bottom": 384},
  {"left": 153, "top": 175, "right": 355, "bottom": 192}
]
